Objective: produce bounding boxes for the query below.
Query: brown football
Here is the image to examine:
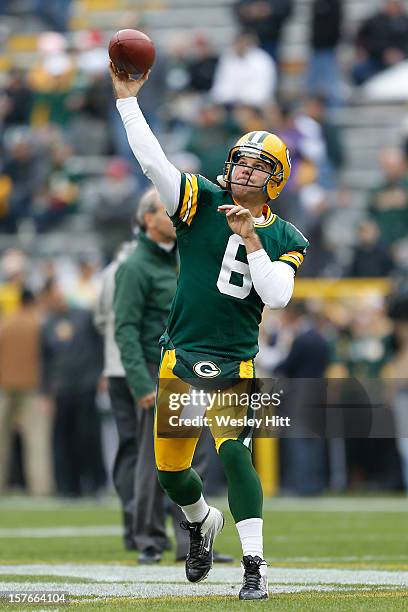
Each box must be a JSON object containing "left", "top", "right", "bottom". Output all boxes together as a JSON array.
[{"left": 108, "top": 29, "right": 155, "bottom": 74}]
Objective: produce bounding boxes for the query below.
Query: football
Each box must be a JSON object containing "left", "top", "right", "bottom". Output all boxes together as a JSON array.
[{"left": 108, "top": 29, "right": 156, "bottom": 75}]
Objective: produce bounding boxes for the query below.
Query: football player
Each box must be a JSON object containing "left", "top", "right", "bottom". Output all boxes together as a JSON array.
[{"left": 110, "top": 64, "right": 308, "bottom": 601}]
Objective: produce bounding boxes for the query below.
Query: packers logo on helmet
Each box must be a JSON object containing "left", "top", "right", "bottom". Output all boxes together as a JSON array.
[{"left": 223, "top": 131, "right": 291, "bottom": 200}]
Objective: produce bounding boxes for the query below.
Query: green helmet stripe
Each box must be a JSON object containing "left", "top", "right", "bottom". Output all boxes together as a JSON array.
[
  {"left": 248, "top": 131, "right": 269, "bottom": 144},
  {"left": 246, "top": 131, "right": 257, "bottom": 142}
]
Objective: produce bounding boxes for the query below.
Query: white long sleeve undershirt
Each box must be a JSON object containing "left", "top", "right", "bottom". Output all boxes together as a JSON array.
[
  {"left": 247, "top": 251, "right": 295, "bottom": 309},
  {"left": 116, "top": 97, "right": 295, "bottom": 309},
  {"left": 116, "top": 97, "right": 181, "bottom": 215}
]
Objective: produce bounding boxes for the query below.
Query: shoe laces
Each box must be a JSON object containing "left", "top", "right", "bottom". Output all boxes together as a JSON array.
[
  {"left": 180, "top": 521, "right": 204, "bottom": 558},
  {"left": 242, "top": 556, "right": 266, "bottom": 590}
]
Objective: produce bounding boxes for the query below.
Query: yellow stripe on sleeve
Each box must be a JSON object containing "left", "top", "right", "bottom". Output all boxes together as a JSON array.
[
  {"left": 179, "top": 173, "right": 192, "bottom": 222},
  {"left": 287, "top": 250, "right": 304, "bottom": 264},
  {"left": 279, "top": 254, "right": 302, "bottom": 269},
  {"left": 279, "top": 249, "right": 306, "bottom": 272},
  {"left": 186, "top": 174, "right": 199, "bottom": 225}
]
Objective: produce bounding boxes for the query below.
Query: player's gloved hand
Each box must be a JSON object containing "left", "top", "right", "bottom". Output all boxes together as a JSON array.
[
  {"left": 137, "top": 391, "right": 156, "bottom": 410},
  {"left": 218, "top": 204, "right": 256, "bottom": 239},
  {"left": 109, "top": 61, "right": 150, "bottom": 99}
]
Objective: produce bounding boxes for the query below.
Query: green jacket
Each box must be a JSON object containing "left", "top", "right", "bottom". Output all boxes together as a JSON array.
[
  {"left": 114, "top": 231, "right": 178, "bottom": 399},
  {"left": 367, "top": 175, "right": 408, "bottom": 245}
]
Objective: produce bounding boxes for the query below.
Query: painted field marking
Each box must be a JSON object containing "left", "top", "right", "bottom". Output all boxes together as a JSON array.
[
  {"left": 1, "top": 565, "right": 408, "bottom": 586},
  {"left": 0, "top": 581, "right": 372, "bottom": 598},
  {"left": 0, "top": 526, "right": 122, "bottom": 538}
]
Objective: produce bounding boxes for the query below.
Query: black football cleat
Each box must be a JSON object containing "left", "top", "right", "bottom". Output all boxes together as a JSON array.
[
  {"left": 239, "top": 555, "right": 269, "bottom": 600},
  {"left": 180, "top": 506, "right": 224, "bottom": 582}
]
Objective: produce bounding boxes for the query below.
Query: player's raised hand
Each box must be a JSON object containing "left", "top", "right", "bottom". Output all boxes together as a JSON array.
[
  {"left": 218, "top": 204, "right": 256, "bottom": 239},
  {"left": 109, "top": 62, "right": 150, "bottom": 99}
]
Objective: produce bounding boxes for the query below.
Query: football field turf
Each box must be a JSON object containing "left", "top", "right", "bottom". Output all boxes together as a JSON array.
[{"left": 0, "top": 496, "right": 408, "bottom": 610}]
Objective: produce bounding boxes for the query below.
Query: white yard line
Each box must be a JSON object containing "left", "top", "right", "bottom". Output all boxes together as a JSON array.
[
  {"left": 271, "top": 555, "right": 408, "bottom": 562},
  {"left": 1, "top": 565, "right": 408, "bottom": 586},
  {"left": 0, "top": 497, "right": 119, "bottom": 511},
  {"left": 0, "top": 582, "right": 368, "bottom": 597},
  {"left": 0, "top": 526, "right": 122, "bottom": 538}
]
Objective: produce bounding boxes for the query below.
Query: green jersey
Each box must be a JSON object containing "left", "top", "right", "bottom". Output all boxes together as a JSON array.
[{"left": 161, "top": 173, "right": 308, "bottom": 360}]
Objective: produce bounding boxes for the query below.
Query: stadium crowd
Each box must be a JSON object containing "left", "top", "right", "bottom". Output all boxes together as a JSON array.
[{"left": 1, "top": 0, "right": 408, "bottom": 506}]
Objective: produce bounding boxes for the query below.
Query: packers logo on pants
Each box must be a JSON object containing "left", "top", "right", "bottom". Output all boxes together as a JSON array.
[{"left": 192, "top": 361, "right": 221, "bottom": 378}]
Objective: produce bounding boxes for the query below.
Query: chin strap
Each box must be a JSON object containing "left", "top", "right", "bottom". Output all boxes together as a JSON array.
[{"left": 217, "top": 175, "right": 227, "bottom": 188}]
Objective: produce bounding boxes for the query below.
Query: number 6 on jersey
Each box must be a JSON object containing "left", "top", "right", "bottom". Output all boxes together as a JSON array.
[{"left": 217, "top": 235, "right": 252, "bottom": 299}]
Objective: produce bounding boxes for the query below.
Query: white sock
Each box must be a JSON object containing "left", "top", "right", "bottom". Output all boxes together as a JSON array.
[
  {"left": 181, "top": 494, "right": 209, "bottom": 524},
  {"left": 236, "top": 518, "right": 266, "bottom": 576}
]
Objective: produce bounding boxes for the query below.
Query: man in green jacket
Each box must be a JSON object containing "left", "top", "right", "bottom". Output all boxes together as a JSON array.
[
  {"left": 114, "top": 189, "right": 178, "bottom": 408},
  {"left": 112, "top": 187, "right": 179, "bottom": 562}
]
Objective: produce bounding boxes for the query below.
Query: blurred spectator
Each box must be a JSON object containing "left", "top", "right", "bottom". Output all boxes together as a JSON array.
[
  {"left": 277, "top": 103, "right": 327, "bottom": 186},
  {"left": 276, "top": 303, "right": 331, "bottom": 379},
  {"left": 275, "top": 302, "right": 330, "bottom": 495},
  {"left": 296, "top": 97, "right": 340, "bottom": 191},
  {"left": 233, "top": 0, "right": 293, "bottom": 61},
  {"left": 0, "top": 249, "right": 26, "bottom": 317},
  {"left": 184, "top": 33, "right": 219, "bottom": 93},
  {"left": 34, "top": 142, "right": 78, "bottom": 232},
  {"left": 348, "top": 219, "right": 395, "bottom": 278},
  {"left": 34, "top": 0, "right": 73, "bottom": 33},
  {"left": 0, "top": 172, "right": 12, "bottom": 225},
  {"left": 338, "top": 298, "right": 398, "bottom": 490},
  {"left": 40, "top": 279, "right": 105, "bottom": 497},
  {"left": 69, "top": 256, "right": 100, "bottom": 309},
  {"left": 291, "top": 181, "right": 338, "bottom": 278},
  {"left": 211, "top": 32, "right": 277, "bottom": 107},
  {"left": 28, "top": 33, "right": 77, "bottom": 127},
  {"left": 0, "top": 129, "right": 46, "bottom": 232},
  {"left": 131, "top": 37, "right": 168, "bottom": 131},
  {"left": 74, "top": 29, "right": 108, "bottom": 77},
  {"left": 233, "top": 104, "right": 266, "bottom": 134},
  {"left": 333, "top": 298, "right": 390, "bottom": 379},
  {"left": 0, "top": 69, "right": 33, "bottom": 131},
  {"left": 306, "top": 0, "right": 343, "bottom": 107},
  {"left": 367, "top": 148, "right": 408, "bottom": 248},
  {"left": 352, "top": 0, "right": 408, "bottom": 85},
  {"left": 88, "top": 158, "right": 139, "bottom": 262},
  {"left": 67, "top": 31, "right": 112, "bottom": 156},
  {"left": 0, "top": 289, "right": 53, "bottom": 495},
  {"left": 185, "top": 102, "right": 240, "bottom": 182},
  {"left": 303, "top": 96, "right": 345, "bottom": 177},
  {"left": 274, "top": 103, "right": 332, "bottom": 249},
  {"left": 68, "top": 72, "right": 113, "bottom": 156}
]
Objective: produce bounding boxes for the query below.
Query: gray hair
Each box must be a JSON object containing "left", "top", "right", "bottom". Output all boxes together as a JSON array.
[{"left": 136, "top": 187, "right": 159, "bottom": 228}]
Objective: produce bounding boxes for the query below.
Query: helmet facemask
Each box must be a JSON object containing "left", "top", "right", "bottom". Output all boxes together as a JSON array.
[{"left": 223, "top": 146, "right": 284, "bottom": 200}]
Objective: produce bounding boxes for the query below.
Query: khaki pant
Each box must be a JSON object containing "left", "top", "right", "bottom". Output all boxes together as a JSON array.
[{"left": 0, "top": 390, "right": 54, "bottom": 495}]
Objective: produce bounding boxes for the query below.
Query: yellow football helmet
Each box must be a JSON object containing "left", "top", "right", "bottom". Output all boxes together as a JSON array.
[{"left": 223, "top": 131, "right": 291, "bottom": 200}]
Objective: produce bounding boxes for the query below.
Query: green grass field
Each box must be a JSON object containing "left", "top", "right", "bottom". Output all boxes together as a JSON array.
[{"left": 0, "top": 496, "right": 408, "bottom": 610}]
